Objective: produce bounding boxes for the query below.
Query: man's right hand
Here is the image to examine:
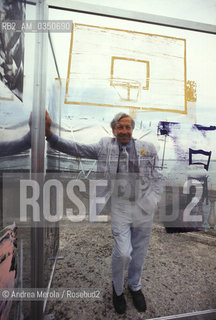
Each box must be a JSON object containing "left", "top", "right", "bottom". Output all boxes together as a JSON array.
[{"left": 45, "top": 110, "right": 53, "bottom": 138}]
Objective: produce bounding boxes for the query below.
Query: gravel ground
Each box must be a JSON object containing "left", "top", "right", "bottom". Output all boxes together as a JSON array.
[{"left": 46, "top": 222, "right": 216, "bottom": 320}]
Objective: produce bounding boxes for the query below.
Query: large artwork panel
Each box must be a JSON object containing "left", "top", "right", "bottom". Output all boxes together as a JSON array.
[{"left": 65, "top": 24, "right": 186, "bottom": 113}]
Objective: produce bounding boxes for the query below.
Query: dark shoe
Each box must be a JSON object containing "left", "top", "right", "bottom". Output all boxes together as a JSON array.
[
  {"left": 112, "top": 284, "right": 126, "bottom": 314},
  {"left": 128, "top": 287, "right": 146, "bottom": 312}
]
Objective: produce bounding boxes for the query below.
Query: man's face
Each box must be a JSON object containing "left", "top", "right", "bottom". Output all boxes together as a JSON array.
[{"left": 113, "top": 116, "right": 133, "bottom": 145}]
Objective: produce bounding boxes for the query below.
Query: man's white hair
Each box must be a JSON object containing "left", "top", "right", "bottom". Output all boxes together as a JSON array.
[{"left": 110, "top": 112, "right": 135, "bottom": 130}]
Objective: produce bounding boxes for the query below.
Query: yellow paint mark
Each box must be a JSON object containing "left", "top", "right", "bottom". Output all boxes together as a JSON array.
[
  {"left": 186, "top": 80, "right": 197, "bottom": 102},
  {"left": 64, "top": 99, "right": 187, "bottom": 114},
  {"left": 75, "top": 23, "right": 186, "bottom": 42},
  {"left": 65, "top": 23, "right": 75, "bottom": 102}
]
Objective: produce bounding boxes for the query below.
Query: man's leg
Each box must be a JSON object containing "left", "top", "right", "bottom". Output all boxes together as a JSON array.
[
  {"left": 127, "top": 219, "right": 152, "bottom": 312},
  {"left": 111, "top": 222, "right": 132, "bottom": 295},
  {"left": 128, "top": 220, "right": 152, "bottom": 291}
]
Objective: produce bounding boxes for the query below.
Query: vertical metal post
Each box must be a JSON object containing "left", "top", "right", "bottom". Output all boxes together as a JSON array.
[
  {"left": 30, "top": 1, "right": 48, "bottom": 320},
  {"left": 31, "top": 0, "right": 48, "bottom": 173}
]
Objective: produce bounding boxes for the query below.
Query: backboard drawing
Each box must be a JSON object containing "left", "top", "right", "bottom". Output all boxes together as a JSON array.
[
  {"left": 65, "top": 23, "right": 187, "bottom": 114},
  {"left": 110, "top": 57, "right": 149, "bottom": 102}
]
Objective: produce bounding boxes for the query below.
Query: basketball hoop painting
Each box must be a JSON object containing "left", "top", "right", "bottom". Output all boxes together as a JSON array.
[
  {"left": 65, "top": 23, "right": 186, "bottom": 114},
  {"left": 110, "top": 57, "right": 149, "bottom": 102}
]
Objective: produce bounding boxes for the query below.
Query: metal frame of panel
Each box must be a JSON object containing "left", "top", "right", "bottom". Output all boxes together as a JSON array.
[
  {"left": 47, "top": 0, "right": 216, "bottom": 34},
  {"left": 31, "top": 1, "right": 48, "bottom": 319}
]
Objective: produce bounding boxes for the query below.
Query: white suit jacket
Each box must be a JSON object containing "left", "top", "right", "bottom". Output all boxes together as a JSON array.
[{"left": 48, "top": 134, "right": 163, "bottom": 216}]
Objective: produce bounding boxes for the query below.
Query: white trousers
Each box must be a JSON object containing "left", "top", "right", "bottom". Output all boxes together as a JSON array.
[{"left": 111, "top": 199, "right": 153, "bottom": 296}]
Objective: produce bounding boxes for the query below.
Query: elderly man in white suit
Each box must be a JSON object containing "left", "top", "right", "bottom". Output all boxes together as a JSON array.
[{"left": 46, "top": 111, "right": 162, "bottom": 314}]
